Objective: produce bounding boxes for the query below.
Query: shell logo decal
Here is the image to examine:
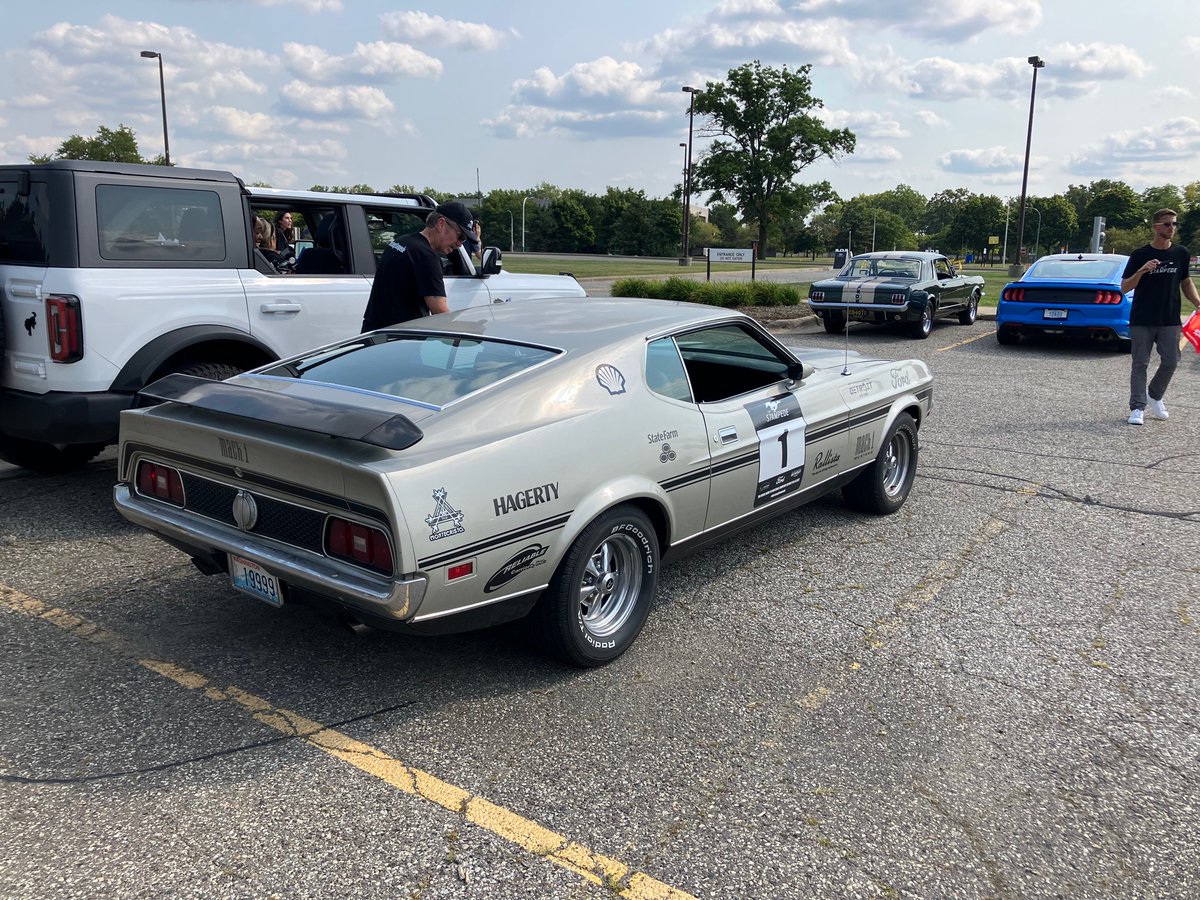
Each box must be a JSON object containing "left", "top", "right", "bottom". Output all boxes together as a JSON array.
[{"left": 595, "top": 364, "right": 626, "bottom": 396}]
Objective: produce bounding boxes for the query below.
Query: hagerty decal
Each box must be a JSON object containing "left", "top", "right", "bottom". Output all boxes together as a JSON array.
[
  {"left": 493, "top": 482, "right": 560, "bottom": 517},
  {"left": 484, "top": 543, "right": 549, "bottom": 593},
  {"left": 426, "top": 487, "right": 466, "bottom": 541}
]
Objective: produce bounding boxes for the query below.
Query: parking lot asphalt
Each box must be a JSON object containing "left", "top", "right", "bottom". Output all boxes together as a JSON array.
[{"left": 2, "top": 320, "right": 1198, "bottom": 898}]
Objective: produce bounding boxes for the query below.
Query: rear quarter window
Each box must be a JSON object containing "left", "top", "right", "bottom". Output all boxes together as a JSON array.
[
  {"left": 96, "top": 184, "right": 226, "bottom": 261},
  {"left": 0, "top": 181, "right": 51, "bottom": 264}
]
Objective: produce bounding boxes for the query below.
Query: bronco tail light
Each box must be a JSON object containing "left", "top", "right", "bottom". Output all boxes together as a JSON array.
[
  {"left": 136, "top": 460, "right": 185, "bottom": 507},
  {"left": 325, "top": 517, "right": 394, "bottom": 576},
  {"left": 1094, "top": 290, "right": 1122, "bottom": 304},
  {"left": 46, "top": 294, "right": 83, "bottom": 362}
]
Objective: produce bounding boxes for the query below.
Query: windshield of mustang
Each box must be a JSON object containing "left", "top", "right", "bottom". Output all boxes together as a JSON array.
[{"left": 259, "top": 334, "right": 560, "bottom": 407}]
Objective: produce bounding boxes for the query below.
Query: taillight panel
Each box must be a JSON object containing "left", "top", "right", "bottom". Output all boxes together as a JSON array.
[
  {"left": 325, "top": 517, "right": 394, "bottom": 576},
  {"left": 136, "top": 460, "right": 185, "bottom": 507},
  {"left": 46, "top": 294, "right": 83, "bottom": 362}
]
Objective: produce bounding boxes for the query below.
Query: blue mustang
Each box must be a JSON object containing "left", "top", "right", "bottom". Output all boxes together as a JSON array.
[{"left": 996, "top": 253, "right": 1132, "bottom": 351}]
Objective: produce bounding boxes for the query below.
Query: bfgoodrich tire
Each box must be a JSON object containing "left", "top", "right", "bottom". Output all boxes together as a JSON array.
[
  {"left": 534, "top": 505, "right": 659, "bottom": 667},
  {"left": 842, "top": 413, "right": 918, "bottom": 515}
]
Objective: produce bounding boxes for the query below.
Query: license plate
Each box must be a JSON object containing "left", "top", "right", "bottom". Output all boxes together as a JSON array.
[
  {"left": 1043, "top": 309, "right": 1068, "bottom": 319},
  {"left": 229, "top": 555, "right": 283, "bottom": 607},
  {"left": 848, "top": 309, "right": 871, "bottom": 321}
]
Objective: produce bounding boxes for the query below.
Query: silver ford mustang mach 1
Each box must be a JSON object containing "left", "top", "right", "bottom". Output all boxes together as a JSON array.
[{"left": 114, "top": 298, "right": 934, "bottom": 666}]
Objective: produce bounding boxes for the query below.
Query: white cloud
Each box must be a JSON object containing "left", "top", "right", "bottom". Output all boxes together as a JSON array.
[
  {"left": 1154, "top": 85, "right": 1194, "bottom": 104},
  {"left": 277, "top": 84, "right": 395, "bottom": 120},
  {"left": 938, "top": 146, "right": 1023, "bottom": 174},
  {"left": 915, "top": 110, "right": 948, "bottom": 127},
  {"left": 513, "top": 58, "right": 667, "bottom": 111},
  {"left": 817, "top": 109, "right": 909, "bottom": 139},
  {"left": 379, "top": 12, "right": 515, "bottom": 51},
  {"left": 645, "top": 17, "right": 856, "bottom": 68},
  {"left": 282, "top": 41, "right": 441, "bottom": 83},
  {"left": 849, "top": 142, "right": 903, "bottom": 162},
  {"left": 483, "top": 105, "right": 673, "bottom": 140},
  {"left": 1069, "top": 117, "right": 1200, "bottom": 174},
  {"left": 788, "top": 0, "right": 1042, "bottom": 40}
]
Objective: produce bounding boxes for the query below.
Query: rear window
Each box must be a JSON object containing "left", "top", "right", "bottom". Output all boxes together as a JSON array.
[
  {"left": 1029, "top": 258, "right": 1124, "bottom": 281},
  {"left": 258, "top": 334, "right": 559, "bottom": 408},
  {"left": 0, "top": 180, "right": 51, "bottom": 264},
  {"left": 96, "top": 184, "right": 225, "bottom": 261}
]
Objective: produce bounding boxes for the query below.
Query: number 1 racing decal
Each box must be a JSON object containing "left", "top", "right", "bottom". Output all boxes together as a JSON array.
[{"left": 744, "top": 393, "right": 806, "bottom": 506}]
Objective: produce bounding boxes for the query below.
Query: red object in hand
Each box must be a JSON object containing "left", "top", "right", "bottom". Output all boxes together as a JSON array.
[{"left": 1184, "top": 310, "right": 1200, "bottom": 353}]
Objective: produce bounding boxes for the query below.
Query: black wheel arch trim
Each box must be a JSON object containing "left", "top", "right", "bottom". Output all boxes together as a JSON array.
[{"left": 110, "top": 325, "right": 277, "bottom": 393}]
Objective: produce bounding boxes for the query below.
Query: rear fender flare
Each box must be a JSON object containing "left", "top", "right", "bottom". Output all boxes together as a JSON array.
[
  {"left": 555, "top": 476, "right": 673, "bottom": 561},
  {"left": 111, "top": 326, "right": 276, "bottom": 393}
]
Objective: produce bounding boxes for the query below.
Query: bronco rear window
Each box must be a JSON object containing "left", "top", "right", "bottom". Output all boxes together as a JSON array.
[
  {"left": 0, "top": 180, "right": 51, "bottom": 264},
  {"left": 257, "top": 334, "right": 559, "bottom": 408},
  {"left": 96, "top": 185, "right": 226, "bottom": 261}
]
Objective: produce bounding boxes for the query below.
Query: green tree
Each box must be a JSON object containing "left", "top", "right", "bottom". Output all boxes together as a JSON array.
[
  {"left": 706, "top": 203, "right": 747, "bottom": 245},
  {"left": 1140, "top": 184, "right": 1183, "bottom": 219},
  {"left": 691, "top": 60, "right": 855, "bottom": 258},
  {"left": 1084, "top": 184, "right": 1143, "bottom": 232},
  {"left": 546, "top": 193, "right": 594, "bottom": 253},
  {"left": 833, "top": 197, "right": 915, "bottom": 254},
  {"left": 922, "top": 188, "right": 972, "bottom": 239},
  {"left": 863, "top": 185, "right": 927, "bottom": 233},
  {"left": 1020, "top": 195, "right": 1077, "bottom": 256},
  {"left": 29, "top": 123, "right": 157, "bottom": 165}
]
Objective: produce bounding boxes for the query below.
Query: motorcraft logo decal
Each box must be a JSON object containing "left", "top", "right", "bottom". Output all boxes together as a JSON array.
[
  {"left": 426, "top": 487, "right": 466, "bottom": 541},
  {"left": 484, "top": 543, "right": 549, "bottom": 593},
  {"left": 493, "top": 482, "right": 560, "bottom": 517}
]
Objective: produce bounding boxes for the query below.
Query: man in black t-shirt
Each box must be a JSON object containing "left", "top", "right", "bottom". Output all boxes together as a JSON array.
[
  {"left": 361, "top": 201, "right": 476, "bottom": 331},
  {"left": 1120, "top": 208, "right": 1200, "bottom": 425}
]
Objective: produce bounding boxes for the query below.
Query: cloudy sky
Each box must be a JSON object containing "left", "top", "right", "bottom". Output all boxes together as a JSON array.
[{"left": 1, "top": 0, "right": 1197, "bottom": 205}]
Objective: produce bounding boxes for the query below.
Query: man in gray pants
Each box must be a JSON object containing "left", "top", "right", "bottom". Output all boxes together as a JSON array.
[{"left": 1119, "top": 209, "right": 1200, "bottom": 425}]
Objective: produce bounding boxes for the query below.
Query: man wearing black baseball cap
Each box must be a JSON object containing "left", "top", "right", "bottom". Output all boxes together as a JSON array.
[{"left": 361, "top": 201, "right": 475, "bottom": 330}]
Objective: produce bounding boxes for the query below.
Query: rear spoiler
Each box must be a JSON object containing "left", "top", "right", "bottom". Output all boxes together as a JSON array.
[{"left": 137, "top": 374, "right": 423, "bottom": 451}]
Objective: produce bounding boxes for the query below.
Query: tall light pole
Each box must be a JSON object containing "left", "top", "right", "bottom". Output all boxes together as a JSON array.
[
  {"left": 507, "top": 211, "right": 514, "bottom": 253},
  {"left": 1027, "top": 204, "right": 1042, "bottom": 262},
  {"left": 1013, "top": 55, "right": 1044, "bottom": 275},
  {"left": 681, "top": 85, "right": 700, "bottom": 265},
  {"left": 521, "top": 195, "right": 531, "bottom": 252},
  {"left": 678, "top": 142, "right": 688, "bottom": 256},
  {"left": 140, "top": 50, "right": 170, "bottom": 166}
]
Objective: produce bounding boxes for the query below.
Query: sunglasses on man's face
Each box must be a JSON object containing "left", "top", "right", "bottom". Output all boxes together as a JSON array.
[{"left": 1156, "top": 221, "right": 1178, "bottom": 228}]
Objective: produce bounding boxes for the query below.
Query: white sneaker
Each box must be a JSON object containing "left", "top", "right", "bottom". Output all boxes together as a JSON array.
[
  {"left": 1148, "top": 398, "right": 1169, "bottom": 420},
  {"left": 1128, "top": 409, "right": 1144, "bottom": 425}
]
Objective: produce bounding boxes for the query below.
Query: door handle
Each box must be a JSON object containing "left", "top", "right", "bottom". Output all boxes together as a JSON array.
[
  {"left": 260, "top": 302, "right": 302, "bottom": 314},
  {"left": 716, "top": 426, "right": 738, "bottom": 445}
]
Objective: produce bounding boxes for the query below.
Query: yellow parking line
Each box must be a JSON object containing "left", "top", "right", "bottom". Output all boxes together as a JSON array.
[
  {"left": 0, "top": 583, "right": 694, "bottom": 900},
  {"left": 936, "top": 330, "right": 994, "bottom": 352}
]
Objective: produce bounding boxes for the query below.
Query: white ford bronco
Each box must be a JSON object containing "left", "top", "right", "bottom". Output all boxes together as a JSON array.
[{"left": 0, "top": 161, "right": 585, "bottom": 471}]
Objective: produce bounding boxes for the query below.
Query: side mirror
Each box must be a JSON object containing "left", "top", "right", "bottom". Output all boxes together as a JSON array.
[
  {"left": 480, "top": 246, "right": 503, "bottom": 276},
  {"left": 786, "top": 362, "right": 811, "bottom": 384}
]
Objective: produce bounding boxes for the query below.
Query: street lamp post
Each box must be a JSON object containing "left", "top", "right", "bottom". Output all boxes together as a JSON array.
[
  {"left": 139, "top": 50, "right": 170, "bottom": 166},
  {"left": 1012, "top": 55, "right": 1045, "bottom": 275},
  {"left": 681, "top": 85, "right": 700, "bottom": 265},
  {"left": 508, "top": 211, "right": 514, "bottom": 253}
]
